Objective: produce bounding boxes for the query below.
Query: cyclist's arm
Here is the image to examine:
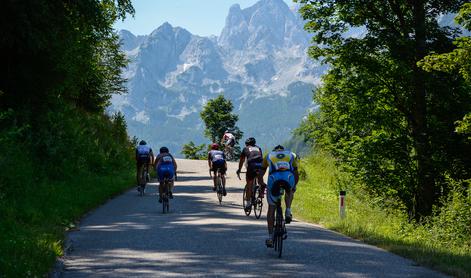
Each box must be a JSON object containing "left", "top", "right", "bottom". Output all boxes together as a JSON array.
[
  {"left": 207, "top": 153, "right": 212, "bottom": 169},
  {"left": 292, "top": 153, "right": 299, "bottom": 184},
  {"left": 238, "top": 151, "right": 246, "bottom": 172},
  {"left": 170, "top": 154, "right": 177, "bottom": 171}
]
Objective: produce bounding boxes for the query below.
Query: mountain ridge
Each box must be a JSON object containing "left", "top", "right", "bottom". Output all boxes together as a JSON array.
[{"left": 111, "top": 0, "right": 323, "bottom": 155}]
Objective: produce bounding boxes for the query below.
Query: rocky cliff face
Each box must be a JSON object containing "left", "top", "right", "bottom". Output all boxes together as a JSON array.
[{"left": 111, "top": 0, "right": 325, "bottom": 154}]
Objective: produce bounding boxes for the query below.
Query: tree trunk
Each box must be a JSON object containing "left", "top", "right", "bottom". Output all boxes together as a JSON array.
[{"left": 411, "top": 0, "right": 435, "bottom": 219}]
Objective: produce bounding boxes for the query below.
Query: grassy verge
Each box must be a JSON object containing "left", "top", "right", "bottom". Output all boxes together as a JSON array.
[
  {"left": 293, "top": 152, "right": 471, "bottom": 278},
  {"left": 0, "top": 170, "right": 134, "bottom": 277}
]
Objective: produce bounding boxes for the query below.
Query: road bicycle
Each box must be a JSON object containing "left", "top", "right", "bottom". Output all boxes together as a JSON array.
[
  {"left": 161, "top": 176, "right": 171, "bottom": 213},
  {"left": 223, "top": 144, "right": 234, "bottom": 161},
  {"left": 237, "top": 170, "right": 263, "bottom": 219},
  {"left": 272, "top": 198, "right": 287, "bottom": 258},
  {"left": 210, "top": 168, "right": 225, "bottom": 205},
  {"left": 137, "top": 163, "right": 149, "bottom": 196}
]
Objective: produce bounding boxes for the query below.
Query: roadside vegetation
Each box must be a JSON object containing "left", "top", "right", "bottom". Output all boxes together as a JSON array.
[
  {"left": 0, "top": 0, "right": 135, "bottom": 276},
  {"left": 294, "top": 1, "right": 471, "bottom": 276},
  {"left": 294, "top": 151, "right": 471, "bottom": 277}
]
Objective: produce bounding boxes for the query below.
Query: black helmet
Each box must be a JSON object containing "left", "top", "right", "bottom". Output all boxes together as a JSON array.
[
  {"left": 273, "top": 145, "right": 284, "bottom": 151},
  {"left": 245, "top": 137, "right": 256, "bottom": 146},
  {"left": 160, "top": 146, "right": 169, "bottom": 153},
  {"left": 139, "top": 140, "right": 147, "bottom": 145}
]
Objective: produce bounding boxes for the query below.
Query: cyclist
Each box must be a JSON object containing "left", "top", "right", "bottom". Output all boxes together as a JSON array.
[
  {"left": 155, "top": 147, "right": 177, "bottom": 203},
  {"left": 135, "top": 140, "right": 154, "bottom": 189},
  {"left": 236, "top": 137, "right": 266, "bottom": 211},
  {"left": 221, "top": 130, "right": 236, "bottom": 156},
  {"left": 261, "top": 145, "right": 299, "bottom": 247},
  {"left": 208, "top": 143, "right": 227, "bottom": 196}
]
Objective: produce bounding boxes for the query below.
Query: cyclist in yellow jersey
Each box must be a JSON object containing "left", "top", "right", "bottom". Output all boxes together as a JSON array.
[{"left": 261, "top": 145, "right": 299, "bottom": 247}]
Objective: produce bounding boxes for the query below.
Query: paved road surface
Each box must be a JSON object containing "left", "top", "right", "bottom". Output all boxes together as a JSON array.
[{"left": 61, "top": 159, "right": 446, "bottom": 277}]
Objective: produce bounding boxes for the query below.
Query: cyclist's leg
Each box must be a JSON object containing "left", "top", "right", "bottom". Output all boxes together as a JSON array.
[
  {"left": 220, "top": 164, "right": 227, "bottom": 195},
  {"left": 266, "top": 175, "right": 278, "bottom": 246},
  {"left": 256, "top": 168, "right": 266, "bottom": 197},
  {"left": 284, "top": 173, "right": 296, "bottom": 222},
  {"left": 136, "top": 161, "right": 143, "bottom": 185},
  {"left": 245, "top": 176, "right": 254, "bottom": 203},
  {"left": 157, "top": 167, "right": 164, "bottom": 201}
]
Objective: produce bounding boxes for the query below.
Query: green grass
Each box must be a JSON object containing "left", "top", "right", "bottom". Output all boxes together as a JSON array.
[
  {"left": 293, "top": 152, "right": 471, "bottom": 278},
  {"left": 0, "top": 170, "right": 134, "bottom": 277}
]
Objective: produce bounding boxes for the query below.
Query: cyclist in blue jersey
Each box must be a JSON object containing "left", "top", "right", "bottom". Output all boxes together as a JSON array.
[
  {"left": 262, "top": 145, "right": 299, "bottom": 247},
  {"left": 135, "top": 140, "right": 154, "bottom": 188},
  {"left": 155, "top": 147, "right": 178, "bottom": 203},
  {"left": 208, "top": 143, "right": 227, "bottom": 195}
]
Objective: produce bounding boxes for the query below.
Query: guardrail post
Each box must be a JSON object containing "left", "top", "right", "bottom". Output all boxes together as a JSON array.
[{"left": 339, "top": 191, "right": 346, "bottom": 219}]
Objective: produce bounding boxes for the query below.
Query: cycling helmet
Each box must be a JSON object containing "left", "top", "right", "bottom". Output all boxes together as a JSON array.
[
  {"left": 139, "top": 140, "right": 147, "bottom": 145},
  {"left": 211, "top": 143, "right": 219, "bottom": 150},
  {"left": 160, "top": 146, "right": 169, "bottom": 153},
  {"left": 245, "top": 137, "right": 256, "bottom": 146},
  {"left": 273, "top": 145, "right": 285, "bottom": 151}
]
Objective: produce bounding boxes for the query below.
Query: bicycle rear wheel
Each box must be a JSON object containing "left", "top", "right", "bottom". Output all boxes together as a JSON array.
[
  {"left": 217, "top": 174, "right": 223, "bottom": 205},
  {"left": 162, "top": 179, "right": 170, "bottom": 213},
  {"left": 274, "top": 205, "right": 284, "bottom": 258},
  {"left": 254, "top": 185, "right": 263, "bottom": 219},
  {"left": 242, "top": 185, "right": 251, "bottom": 216}
]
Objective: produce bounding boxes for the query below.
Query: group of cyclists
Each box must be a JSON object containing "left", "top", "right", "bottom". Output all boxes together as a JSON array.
[
  {"left": 135, "top": 129, "right": 299, "bottom": 248},
  {"left": 135, "top": 140, "right": 177, "bottom": 203}
]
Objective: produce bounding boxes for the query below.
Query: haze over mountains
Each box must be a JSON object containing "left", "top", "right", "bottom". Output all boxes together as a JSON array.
[{"left": 111, "top": 0, "right": 326, "bottom": 154}]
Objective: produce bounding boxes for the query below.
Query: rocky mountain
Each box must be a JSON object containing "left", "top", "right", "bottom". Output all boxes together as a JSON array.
[{"left": 111, "top": 0, "right": 326, "bottom": 155}]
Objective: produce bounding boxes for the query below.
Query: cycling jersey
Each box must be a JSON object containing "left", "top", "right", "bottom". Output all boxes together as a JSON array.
[
  {"left": 209, "top": 150, "right": 225, "bottom": 165},
  {"left": 242, "top": 145, "right": 263, "bottom": 179},
  {"left": 136, "top": 145, "right": 152, "bottom": 162},
  {"left": 262, "top": 150, "right": 298, "bottom": 174},
  {"left": 223, "top": 133, "right": 236, "bottom": 147},
  {"left": 155, "top": 153, "right": 176, "bottom": 182}
]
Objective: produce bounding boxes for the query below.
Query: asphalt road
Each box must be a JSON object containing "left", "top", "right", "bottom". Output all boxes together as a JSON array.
[{"left": 60, "top": 159, "right": 446, "bottom": 277}]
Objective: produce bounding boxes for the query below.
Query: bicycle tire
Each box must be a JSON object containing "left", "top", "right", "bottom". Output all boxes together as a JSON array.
[
  {"left": 217, "top": 174, "right": 223, "bottom": 205},
  {"left": 253, "top": 180, "right": 263, "bottom": 219},
  {"left": 242, "top": 185, "right": 251, "bottom": 216},
  {"left": 162, "top": 178, "right": 170, "bottom": 213},
  {"left": 274, "top": 204, "right": 284, "bottom": 258}
]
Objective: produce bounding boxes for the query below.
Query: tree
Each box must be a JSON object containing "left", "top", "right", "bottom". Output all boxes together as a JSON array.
[
  {"left": 181, "top": 141, "right": 207, "bottom": 160},
  {"left": 200, "top": 94, "right": 243, "bottom": 143},
  {"left": 420, "top": 3, "right": 471, "bottom": 138},
  {"left": 297, "top": 0, "right": 471, "bottom": 218}
]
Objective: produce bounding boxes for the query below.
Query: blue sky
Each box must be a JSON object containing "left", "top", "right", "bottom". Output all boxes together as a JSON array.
[{"left": 114, "top": 0, "right": 294, "bottom": 37}]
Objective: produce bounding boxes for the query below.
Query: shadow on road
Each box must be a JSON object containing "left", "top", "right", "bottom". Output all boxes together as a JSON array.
[{"left": 64, "top": 173, "right": 444, "bottom": 278}]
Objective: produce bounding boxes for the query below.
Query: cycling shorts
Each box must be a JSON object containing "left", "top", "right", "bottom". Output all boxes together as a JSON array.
[
  {"left": 157, "top": 164, "right": 175, "bottom": 182},
  {"left": 225, "top": 138, "right": 235, "bottom": 147},
  {"left": 211, "top": 160, "right": 226, "bottom": 174},
  {"left": 267, "top": 171, "right": 296, "bottom": 206},
  {"left": 246, "top": 162, "right": 262, "bottom": 180}
]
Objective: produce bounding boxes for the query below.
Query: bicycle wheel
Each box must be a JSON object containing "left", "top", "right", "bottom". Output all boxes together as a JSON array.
[
  {"left": 275, "top": 205, "right": 284, "bottom": 258},
  {"left": 217, "top": 174, "right": 223, "bottom": 205},
  {"left": 242, "top": 185, "right": 252, "bottom": 216},
  {"left": 138, "top": 165, "right": 146, "bottom": 196},
  {"left": 162, "top": 179, "right": 169, "bottom": 213},
  {"left": 254, "top": 185, "right": 263, "bottom": 219}
]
